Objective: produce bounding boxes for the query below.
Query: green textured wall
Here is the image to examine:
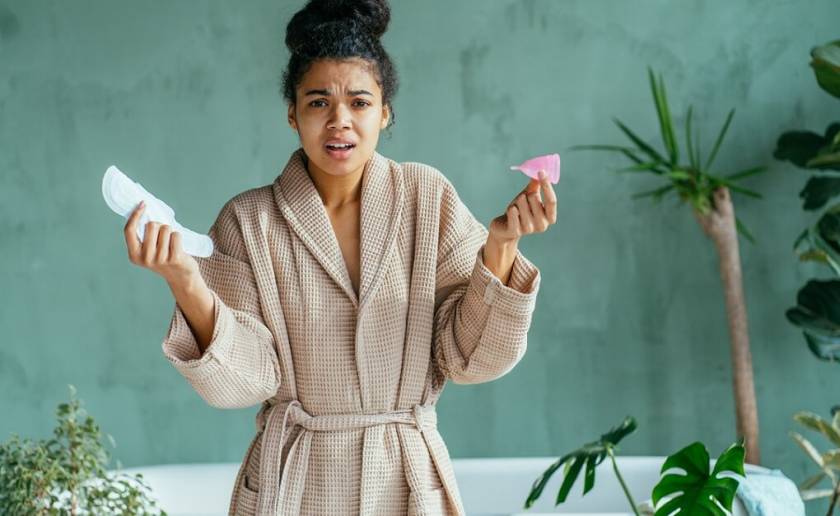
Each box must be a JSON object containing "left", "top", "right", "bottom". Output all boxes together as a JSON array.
[{"left": 2, "top": 0, "right": 839, "bottom": 512}]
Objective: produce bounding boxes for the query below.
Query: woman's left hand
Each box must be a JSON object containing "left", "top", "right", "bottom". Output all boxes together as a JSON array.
[{"left": 489, "top": 170, "right": 557, "bottom": 244}]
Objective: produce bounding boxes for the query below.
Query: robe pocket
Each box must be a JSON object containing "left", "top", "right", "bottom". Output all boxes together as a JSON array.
[
  {"left": 233, "top": 480, "right": 259, "bottom": 515},
  {"left": 407, "top": 486, "right": 448, "bottom": 515}
]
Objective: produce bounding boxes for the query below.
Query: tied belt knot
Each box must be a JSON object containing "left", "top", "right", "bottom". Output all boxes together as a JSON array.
[{"left": 252, "top": 398, "right": 439, "bottom": 515}]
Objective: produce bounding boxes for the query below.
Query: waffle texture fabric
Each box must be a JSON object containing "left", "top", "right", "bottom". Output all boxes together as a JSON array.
[{"left": 161, "top": 148, "right": 542, "bottom": 515}]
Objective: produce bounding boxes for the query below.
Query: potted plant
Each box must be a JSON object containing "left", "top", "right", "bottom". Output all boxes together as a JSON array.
[
  {"left": 573, "top": 69, "right": 767, "bottom": 464},
  {"left": 0, "top": 385, "right": 165, "bottom": 515}
]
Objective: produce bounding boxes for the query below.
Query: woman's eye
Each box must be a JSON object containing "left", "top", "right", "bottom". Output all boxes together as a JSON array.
[
  {"left": 353, "top": 100, "right": 370, "bottom": 108},
  {"left": 309, "top": 99, "right": 327, "bottom": 107}
]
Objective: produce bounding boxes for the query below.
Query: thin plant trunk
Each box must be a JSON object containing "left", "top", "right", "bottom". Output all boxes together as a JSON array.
[
  {"left": 692, "top": 186, "right": 761, "bottom": 465},
  {"left": 828, "top": 479, "right": 840, "bottom": 516}
]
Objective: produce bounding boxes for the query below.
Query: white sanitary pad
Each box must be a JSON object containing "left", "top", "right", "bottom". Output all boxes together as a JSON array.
[{"left": 102, "top": 165, "right": 213, "bottom": 258}]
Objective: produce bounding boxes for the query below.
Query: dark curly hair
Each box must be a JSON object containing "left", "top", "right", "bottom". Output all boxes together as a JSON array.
[{"left": 282, "top": 0, "right": 399, "bottom": 131}]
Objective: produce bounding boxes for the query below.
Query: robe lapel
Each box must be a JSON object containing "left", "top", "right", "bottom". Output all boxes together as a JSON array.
[{"left": 273, "top": 148, "right": 404, "bottom": 311}]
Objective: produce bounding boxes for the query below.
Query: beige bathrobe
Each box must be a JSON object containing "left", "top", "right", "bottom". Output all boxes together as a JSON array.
[{"left": 161, "top": 148, "right": 541, "bottom": 515}]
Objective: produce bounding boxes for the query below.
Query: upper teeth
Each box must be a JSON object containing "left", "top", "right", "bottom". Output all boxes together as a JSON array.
[{"left": 329, "top": 143, "right": 353, "bottom": 148}]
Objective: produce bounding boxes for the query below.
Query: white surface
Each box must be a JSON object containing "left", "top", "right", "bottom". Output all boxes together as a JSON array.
[
  {"left": 102, "top": 165, "right": 213, "bottom": 257},
  {"left": 116, "top": 457, "right": 758, "bottom": 515}
]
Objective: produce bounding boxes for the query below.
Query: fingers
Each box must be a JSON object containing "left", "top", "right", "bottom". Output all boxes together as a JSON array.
[
  {"left": 142, "top": 221, "right": 161, "bottom": 265},
  {"left": 515, "top": 193, "right": 534, "bottom": 233},
  {"left": 506, "top": 204, "right": 521, "bottom": 237},
  {"left": 170, "top": 230, "right": 182, "bottom": 259},
  {"left": 510, "top": 169, "right": 558, "bottom": 236},
  {"left": 124, "top": 201, "right": 145, "bottom": 263},
  {"left": 156, "top": 224, "right": 172, "bottom": 263},
  {"left": 540, "top": 171, "right": 558, "bottom": 224}
]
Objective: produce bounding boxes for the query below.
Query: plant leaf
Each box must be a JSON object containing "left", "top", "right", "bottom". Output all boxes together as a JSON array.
[
  {"left": 524, "top": 417, "right": 637, "bottom": 509},
  {"left": 799, "top": 176, "right": 840, "bottom": 211},
  {"left": 685, "top": 105, "right": 698, "bottom": 170},
  {"left": 795, "top": 412, "right": 840, "bottom": 447},
  {"left": 790, "top": 431, "right": 826, "bottom": 468},
  {"left": 774, "top": 123, "right": 840, "bottom": 171},
  {"left": 704, "top": 108, "right": 735, "bottom": 171},
  {"left": 613, "top": 117, "right": 668, "bottom": 165},
  {"left": 811, "top": 40, "right": 840, "bottom": 99},
  {"left": 651, "top": 441, "right": 745, "bottom": 516},
  {"left": 724, "top": 166, "right": 768, "bottom": 182},
  {"left": 648, "top": 67, "right": 678, "bottom": 165}
]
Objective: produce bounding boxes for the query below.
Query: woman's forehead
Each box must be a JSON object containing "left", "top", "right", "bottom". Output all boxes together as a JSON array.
[{"left": 299, "top": 58, "right": 381, "bottom": 94}]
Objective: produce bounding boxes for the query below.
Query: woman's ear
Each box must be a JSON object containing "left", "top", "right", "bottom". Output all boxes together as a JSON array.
[
  {"left": 288, "top": 103, "right": 297, "bottom": 131},
  {"left": 380, "top": 104, "right": 390, "bottom": 129}
]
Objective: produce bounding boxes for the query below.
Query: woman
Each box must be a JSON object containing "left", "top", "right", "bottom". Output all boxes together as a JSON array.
[{"left": 124, "top": 0, "right": 556, "bottom": 514}]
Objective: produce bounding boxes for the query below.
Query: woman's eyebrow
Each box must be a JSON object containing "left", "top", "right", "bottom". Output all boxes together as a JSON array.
[{"left": 304, "top": 89, "right": 374, "bottom": 97}]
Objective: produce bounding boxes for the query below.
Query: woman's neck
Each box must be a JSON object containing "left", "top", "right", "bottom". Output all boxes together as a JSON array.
[{"left": 304, "top": 156, "right": 366, "bottom": 209}]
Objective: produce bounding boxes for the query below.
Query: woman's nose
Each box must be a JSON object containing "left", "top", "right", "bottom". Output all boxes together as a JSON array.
[{"left": 327, "top": 104, "right": 352, "bottom": 130}]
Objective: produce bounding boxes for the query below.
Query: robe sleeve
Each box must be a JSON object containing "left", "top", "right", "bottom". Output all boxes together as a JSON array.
[
  {"left": 161, "top": 199, "right": 281, "bottom": 409},
  {"left": 432, "top": 178, "right": 541, "bottom": 385}
]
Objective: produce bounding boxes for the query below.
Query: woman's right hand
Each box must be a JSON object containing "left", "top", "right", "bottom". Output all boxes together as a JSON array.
[{"left": 124, "top": 201, "right": 201, "bottom": 286}]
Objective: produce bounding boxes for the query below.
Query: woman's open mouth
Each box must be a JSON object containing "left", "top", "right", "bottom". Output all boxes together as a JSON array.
[{"left": 325, "top": 142, "right": 356, "bottom": 160}]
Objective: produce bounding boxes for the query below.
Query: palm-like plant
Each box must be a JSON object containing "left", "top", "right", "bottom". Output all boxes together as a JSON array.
[
  {"left": 790, "top": 409, "right": 840, "bottom": 514},
  {"left": 574, "top": 68, "right": 767, "bottom": 464}
]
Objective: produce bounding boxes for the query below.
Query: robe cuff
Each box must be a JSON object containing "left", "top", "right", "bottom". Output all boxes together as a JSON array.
[
  {"left": 469, "top": 244, "right": 540, "bottom": 317},
  {"left": 161, "top": 289, "right": 233, "bottom": 371}
]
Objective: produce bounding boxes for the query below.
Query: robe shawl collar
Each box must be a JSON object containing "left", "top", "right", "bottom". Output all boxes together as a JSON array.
[{"left": 273, "top": 148, "right": 404, "bottom": 311}]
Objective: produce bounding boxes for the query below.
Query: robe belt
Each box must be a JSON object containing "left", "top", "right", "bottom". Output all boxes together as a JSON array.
[{"left": 253, "top": 398, "right": 444, "bottom": 515}]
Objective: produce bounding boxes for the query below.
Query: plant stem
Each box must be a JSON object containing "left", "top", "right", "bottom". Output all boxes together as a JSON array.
[
  {"left": 608, "top": 447, "right": 640, "bottom": 516},
  {"left": 827, "top": 479, "right": 840, "bottom": 516}
]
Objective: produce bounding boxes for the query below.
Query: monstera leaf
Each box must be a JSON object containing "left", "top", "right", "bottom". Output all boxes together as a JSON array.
[
  {"left": 524, "top": 416, "right": 637, "bottom": 509},
  {"left": 775, "top": 123, "right": 840, "bottom": 172},
  {"left": 651, "top": 441, "right": 745, "bottom": 515},
  {"left": 812, "top": 40, "right": 840, "bottom": 99},
  {"left": 786, "top": 279, "right": 840, "bottom": 361}
]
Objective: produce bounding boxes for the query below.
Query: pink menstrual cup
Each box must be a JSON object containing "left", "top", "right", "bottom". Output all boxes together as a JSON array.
[{"left": 510, "top": 153, "right": 561, "bottom": 184}]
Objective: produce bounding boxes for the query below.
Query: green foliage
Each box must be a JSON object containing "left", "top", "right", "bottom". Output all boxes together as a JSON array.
[
  {"left": 524, "top": 416, "right": 637, "bottom": 509},
  {"left": 790, "top": 409, "right": 840, "bottom": 501},
  {"left": 651, "top": 440, "right": 745, "bottom": 515},
  {"left": 0, "top": 385, "right": 166, "bottom": 515},
  {"left": 786, "top": 279, "right": 840, "bottom": 362},
  {"left": 524, "top": 417, "right": 744, "bottom": 516},
  {"left": 573, "top": 67, "right": 767, "bottom": 244},
  {"left": 774, "top": 123, "right": 840, "bottom": 174},
  {"left": 776, "top": 39, "right": 840, "bottom": 365},
  {"left": 811, "top": 40, "right": 840, "bottom": 99}
]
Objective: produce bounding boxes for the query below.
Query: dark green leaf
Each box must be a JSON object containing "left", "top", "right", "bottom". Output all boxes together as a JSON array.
[
  {"left": 811, "top": 40, "right": 840, "bottom": 99},
  {"left": 724, "top": 166, "right": 767, "bottom": 182},
  {"left": 631, "top": 184, "right": 676, "bottom": 201},
  {"left": 705, "top": 108, "right": 735, "bottom": 171},
  {"left": 651, "top": 441, "right": 745, "bottom": 515},
  {"left": 524, "top": 417, "right": 637, "bottom": 509},
  {"left": 613, "top": 117, "right": 668, "bottom": 164},
  {"left": 685, "top": 105, "right": 698, "bottom": 170},
  {"left": 648, "top": 68, "right": 678, "bottom": 165},
  {"left": 799, "top": 176, "right": 840, "bottom": 211},
  {"left": 786, "top": 280, "right": 840, "bottom": 345},
  {"left": 735, "top": 217, "right": 757, "bottom": 245},
  {"left": 774, "top": 123, "right": 840, "bottom": 171}
]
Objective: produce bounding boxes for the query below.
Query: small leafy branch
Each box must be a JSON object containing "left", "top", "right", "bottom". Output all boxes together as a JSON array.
[
  {"left": 0, "top": 385, "right": 166, "bottom": 515},
  {"left": 524, "top": 416, "right": 745, "bottom": 515},
  {"left": 789, "top": 408, "right": 840, "bottom": 514}
]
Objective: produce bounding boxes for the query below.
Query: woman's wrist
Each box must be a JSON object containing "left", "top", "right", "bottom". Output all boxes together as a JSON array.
[{"left": 483, "top": 235, "right": 519, "bottom": 285}]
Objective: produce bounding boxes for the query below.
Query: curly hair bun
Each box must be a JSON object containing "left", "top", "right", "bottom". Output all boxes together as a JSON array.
[{"left": 285, "top": 0, "right": 391, "bottom": 54}]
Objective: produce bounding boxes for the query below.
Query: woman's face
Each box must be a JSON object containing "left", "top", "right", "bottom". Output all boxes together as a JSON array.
[{"left": 288, "top": 58, "right": 390, "bottom": 179}]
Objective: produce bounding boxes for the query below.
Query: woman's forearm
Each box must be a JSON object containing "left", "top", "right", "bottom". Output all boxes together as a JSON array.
[{"left": 167, "top": 273, "right": 216, "bottom": 355}]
